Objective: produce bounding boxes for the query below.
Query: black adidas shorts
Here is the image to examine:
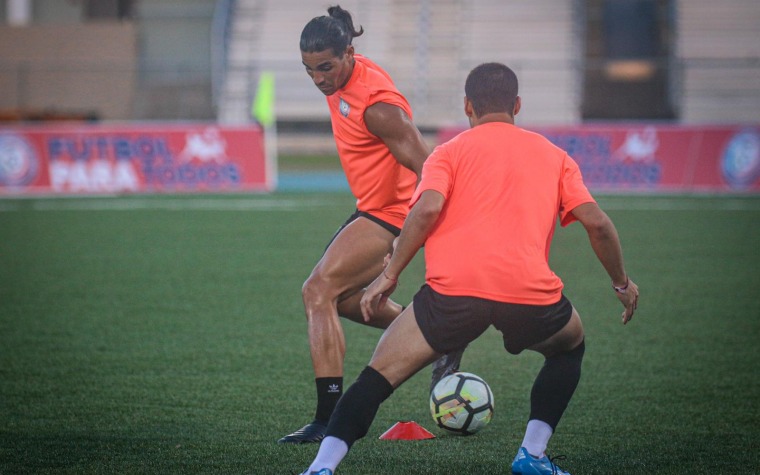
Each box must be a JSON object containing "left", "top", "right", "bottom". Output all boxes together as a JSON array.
[{"left": 413, "top": 284, "right": 573, "bottom": 355}]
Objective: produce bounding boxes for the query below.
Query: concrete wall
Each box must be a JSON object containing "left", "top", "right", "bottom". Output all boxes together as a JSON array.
[
  {"left": 0, "top": 22, "right": 137, "bottom": 120},
  {"left": 0, "top": 0, "right": 215, "bottom": 121},
  {"left": 676, "top": 0, "right": 760, "bottom": 123}
]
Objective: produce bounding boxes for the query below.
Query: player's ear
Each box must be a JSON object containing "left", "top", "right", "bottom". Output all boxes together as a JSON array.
[
  {"left": 464, "top": 97, "right": 476, "bottom": 128},
  {"left": 513, "top": 96, "right": 521, "bottom": 117},
  {"left": 344, "top": 44, "right": 355, "bottom": 61},
  {"left": 464, "top": 96, "right": 474, "bottom": 118}
]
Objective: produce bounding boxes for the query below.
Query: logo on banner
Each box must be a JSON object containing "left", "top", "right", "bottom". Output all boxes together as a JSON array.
[
  {"left": 546, "top": 128, "right": 662, "bottom": 188},
  {"left": 614, "top": 127, "right": 659, "bottom": 163},
  {"left": 0, "top": 134, "right": 39, "bottom": 187},
  {"left": 178, "top": 128, "right": 229, "bottom": 164},
  {"left": 721, "top": 130, "right": 760, "bottom": 188}
]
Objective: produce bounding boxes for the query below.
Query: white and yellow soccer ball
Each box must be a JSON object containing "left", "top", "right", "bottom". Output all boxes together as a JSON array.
[{"left": 430, "top": 371, "right": 494, "bottom": 435}]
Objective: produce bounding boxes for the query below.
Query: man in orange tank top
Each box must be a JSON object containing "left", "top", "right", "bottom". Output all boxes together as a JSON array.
[
  {"left": 299, "top": 63, "right": 640, "bottom": 475},
  {"left": 279, "top": 6, "right": 463, "bottom": 445}
]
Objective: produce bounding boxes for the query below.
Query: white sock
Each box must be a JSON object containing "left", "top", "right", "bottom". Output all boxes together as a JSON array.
[
  {"left": 307, "top": 436, "right": 349, "bottom": 473},
  {"left": 520, "top": 419, "right": 553, "bottom": 458}
]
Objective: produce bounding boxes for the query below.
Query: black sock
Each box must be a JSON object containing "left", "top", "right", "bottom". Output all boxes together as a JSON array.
[
  {"left": 314, "top": 377, "right": 343, "bottom": 425},
  {"left": 529, "top": 340, "right": 585, "bottom": 430},
  {"left": 325, "top": 366, "right": 394, "bottom": 448}
]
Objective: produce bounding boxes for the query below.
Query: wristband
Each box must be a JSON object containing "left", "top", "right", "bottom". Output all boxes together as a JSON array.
[
  {"left": 383, "top": 271, "right": 398, "bottom": 283},
  {"left": 612, "top": 278, "right": 629, "bottom": 294}
]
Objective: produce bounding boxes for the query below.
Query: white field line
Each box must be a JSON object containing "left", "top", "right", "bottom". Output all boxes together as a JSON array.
[
  {"left": 0, "top": 197, "right": 343, "bottom": 212},
  {"left": 598, "top": 197, "right": 760, "bottom": 211},
  {"left": 0, "top": 196, "right": 758, "bottom": 212}
]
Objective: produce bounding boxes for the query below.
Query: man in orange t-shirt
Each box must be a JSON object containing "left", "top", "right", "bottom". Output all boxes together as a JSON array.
[
  {"left": 280, "top": 6, "right": 465, "bottom": 445},
  {"left": 415, "top": 120, "right": 594, "bottom": 306},
  {"left": 300, "top": 63, "right": 640, "bottom": 475},
  {"left": 325, "top": 52, "right": 416, "bottom": 229}
]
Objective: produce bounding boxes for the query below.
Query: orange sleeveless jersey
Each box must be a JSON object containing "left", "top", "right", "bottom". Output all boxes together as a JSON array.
[
  {"left": 326, "top": 55, "right": 417, "bottom": 229},
  {"left": 411, "top": 122, "right": 596, "bottom": 305}
]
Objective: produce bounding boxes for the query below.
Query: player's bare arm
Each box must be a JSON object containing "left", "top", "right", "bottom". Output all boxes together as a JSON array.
[
  {"left": 361, "top": 190, "right": 445, "bottom": 320},
  {"left": 571, "top": 202, "right": 639, "bottom": 324},
  {"left": 364, "top": 102, "right": 430, "bottom": 178}
]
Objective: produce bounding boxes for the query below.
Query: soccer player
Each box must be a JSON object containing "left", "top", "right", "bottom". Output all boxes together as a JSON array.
[
  {"left": 299, "top": 63, "right": 640, "bottom": 475},
  {"left": 279, "top": 6, "right": 462, "bottom": 444}
]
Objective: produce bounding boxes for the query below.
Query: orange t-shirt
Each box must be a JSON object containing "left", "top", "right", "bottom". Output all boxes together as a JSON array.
[
  {"left": 411, "top": 122, "right": 595, "bottom": 305},
  {"left": 327, "top": 55, "right": 417, "bottom": 229}
]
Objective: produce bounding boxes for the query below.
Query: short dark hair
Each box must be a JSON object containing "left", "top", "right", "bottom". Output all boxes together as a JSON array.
[
  {"left": 300, "top": 5, "right": 364, "bottom": 56},
  {"left": 464, "top": 63, "right": 519, "bottom": 117}
]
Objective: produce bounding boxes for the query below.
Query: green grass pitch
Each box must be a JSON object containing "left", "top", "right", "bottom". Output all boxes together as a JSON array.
[{"left": 1, "top": 192, "right": 758, "bottom": 474}]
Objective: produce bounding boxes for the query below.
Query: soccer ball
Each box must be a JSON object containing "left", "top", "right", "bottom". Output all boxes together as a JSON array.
[{"left": 430, "top": 371, "right": 494, "bottom": 435}]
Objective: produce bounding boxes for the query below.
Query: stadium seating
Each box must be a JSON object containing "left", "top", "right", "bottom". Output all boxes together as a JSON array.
[
  {"left": 215, "top": 0, "right": 759, "bottom": 155},
  {"left": 217, "top": 0, "right": 581, "bottom": 130}
]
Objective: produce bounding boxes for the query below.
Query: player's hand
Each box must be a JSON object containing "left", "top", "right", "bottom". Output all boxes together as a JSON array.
[
  {"left": 361, "top": 271, "right": 398, "bottom": 322},
  {"left": 383, "top": 238, "right": 399, "bottom": 268},
  {"left": 615, "top": 278, "right": 639, "bottom": 324}
]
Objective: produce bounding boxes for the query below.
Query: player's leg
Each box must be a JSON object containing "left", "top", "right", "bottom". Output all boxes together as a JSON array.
[
  {"left": 280, "top": 216, "right": 399, "bottom": 444},
  {"left": 335, "top": 289, "right": 401, "bottom": 329},
  {"left": 430, "top": 346, "right": 466, "bottom": 393},
  {"left": 366, "top": 301, "right": 443, "bottom": 386},
  {"left": 301, "top": 304, "right": 440, "bottom": 474},
  {"left": 337, "top": 280, "right": 467, "bottom": 393},
  {"left": 330, "top": 209, "right": 467, "bottom": 390},
  {"left": 303, "top": 287, "right": 492, "bottom": 474},
  {"left": 510, "top": 300, "right": 584, "bottom": 475},
  {"left": 303, "top": 215, "right": 404, "bottom": 375}
]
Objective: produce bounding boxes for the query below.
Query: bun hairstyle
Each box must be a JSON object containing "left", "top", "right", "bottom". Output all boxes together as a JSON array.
[{"left": 300, "top": 5, "right": 364, "bottom": 56}]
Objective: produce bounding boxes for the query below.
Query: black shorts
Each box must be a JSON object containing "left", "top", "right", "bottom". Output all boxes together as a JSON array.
[
  {"left": 413, "top": 284, "right": 573, "bottom": 355},
  {"left": 324, "top": 210, "right": 401, "bottom": 251}
]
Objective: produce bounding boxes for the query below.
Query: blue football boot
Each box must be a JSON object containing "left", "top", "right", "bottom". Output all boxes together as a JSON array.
[
  {"left": 300, "top": 469, "right": 332, "bottom": 475},
  {"left": 511, "top": 447, "right": 571, "bottom": 475}
]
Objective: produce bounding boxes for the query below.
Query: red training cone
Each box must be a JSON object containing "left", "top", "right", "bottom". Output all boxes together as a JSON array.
[{"left": 379, "top": 421, "right": 436, "bottom": 440}]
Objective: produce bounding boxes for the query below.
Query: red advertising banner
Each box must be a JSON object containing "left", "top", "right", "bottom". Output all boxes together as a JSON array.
[
  {"left": 0, "top": 124, "right": 272, "bottom": 195},
  {"left": 438, "top": 124, "right": 760, "bottom": 193}
]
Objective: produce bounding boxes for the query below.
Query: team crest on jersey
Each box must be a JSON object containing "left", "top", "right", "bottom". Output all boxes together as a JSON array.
[{"left": 339, "top": 98, "right": 350, "bottom": 117}]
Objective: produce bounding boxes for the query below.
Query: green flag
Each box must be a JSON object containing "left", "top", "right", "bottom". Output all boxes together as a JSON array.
[{"left": 252, "top": 71, "right": 275, "bottom": 127}]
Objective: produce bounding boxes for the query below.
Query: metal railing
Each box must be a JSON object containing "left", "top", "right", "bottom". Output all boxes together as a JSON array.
[{"left": 211, "top": 0, "right": 236, "bottom": 110}]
